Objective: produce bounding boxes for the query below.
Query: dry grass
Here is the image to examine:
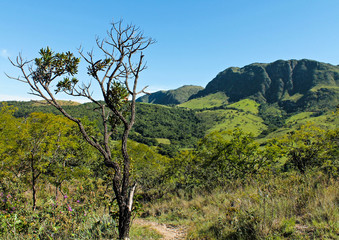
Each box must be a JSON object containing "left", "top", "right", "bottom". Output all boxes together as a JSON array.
[{"left": 141, "top": 173, "right": 339, "bottom": 239}]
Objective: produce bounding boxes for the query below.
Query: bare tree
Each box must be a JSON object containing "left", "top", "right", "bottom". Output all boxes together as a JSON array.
[{"left": 8, "top": 20, "right": 155, "bottom": 239}]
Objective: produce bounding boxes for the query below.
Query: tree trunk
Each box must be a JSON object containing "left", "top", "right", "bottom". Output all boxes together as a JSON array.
[
  {"left": 118, "top": 205, "right": 132, "bottom": 239},
  {"left": 115, "top": 181, "right": 137, "bottom": 239}
]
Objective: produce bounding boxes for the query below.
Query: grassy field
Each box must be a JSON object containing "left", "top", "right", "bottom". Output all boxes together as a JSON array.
[
  {"left": 227, "top": 99, "right": 260, "bottom": 114},
  {"left": 178, "top": 92, "right": 228, "bottom": 109},
  {"left": 141, "top": 172, "right": 339, "bottom": 239},
  {"left": 196, "top": 99, "right": 267, "bottom": 137},
  {"left": 155, "top": 138, "right": 171, "bottom": 145}
]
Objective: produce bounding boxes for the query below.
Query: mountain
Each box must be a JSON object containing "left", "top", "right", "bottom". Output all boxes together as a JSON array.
[
  {"left": 189, "top": 59, "right": 339, "bottom": 113},
  {"left": 136, "top": 85, "right": 203, "bottom": 105}
]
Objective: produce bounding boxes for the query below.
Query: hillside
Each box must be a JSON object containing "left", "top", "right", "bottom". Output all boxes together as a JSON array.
[
  {"left": 3, "top": 59, "right": 338, "bottom": 149},
  {"left": 189, "top": 59, "right": 339, "bottom": 113},
  {"left": 136, "top": 85, "right": 203, "bottom": 105},
  {"left": 2, "top": 101, "right": 206, "bottom": 151}
]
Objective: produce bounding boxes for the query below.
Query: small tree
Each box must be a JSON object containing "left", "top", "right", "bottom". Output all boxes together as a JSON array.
[
  {"left": 8, "top": 20, "right": 154, "bottom": 239},
  {"left": 279, "top": 123, "right": 339, "bottom": 175}
]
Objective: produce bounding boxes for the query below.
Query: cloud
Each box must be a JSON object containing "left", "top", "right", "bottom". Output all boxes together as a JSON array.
[
  {"left": 0, "top": 94, "right": 90, "bottom": 103},
  {"left": 0, "top": 49, "right": 10, "bottom": 58},
  {"left": 0, "top": 94, "right": 38, "bottom": 101}
]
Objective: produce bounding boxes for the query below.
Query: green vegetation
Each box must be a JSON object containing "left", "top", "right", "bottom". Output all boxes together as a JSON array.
[
  {"left": 227, "top": 99, "right": 260, "bottom": 114},
  {"left": 140, "top": 125, "right": 338, "bottom": 239},
  {"left": 2, "top": 58, "right": 339, "bottom": 239},
  {"left": 179, "top": 92, "right": 228, "bottom": 109},
  {"left": 197, "top": 108, "right": 266, "bottom": 136},
  {"left": 1, "top": 101, "right": 338, "bottom": 239},
  {"left": 143, "top": 173, "right": 339, "bottom": 240}
]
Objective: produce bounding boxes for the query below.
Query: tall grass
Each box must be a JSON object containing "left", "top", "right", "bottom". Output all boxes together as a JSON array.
[{"left": 141, "top": 172, "right": 339, "bottom": 239}]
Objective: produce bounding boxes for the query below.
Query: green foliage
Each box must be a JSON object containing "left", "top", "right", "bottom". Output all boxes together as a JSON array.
[
  {"left": 33, "top": 47, "right": 80, "bottom": 90},
  {"left": 278, "top": 123, "right": 339, "bottom": 175},
  {"left": 4, "top": 101, "right": 206, "bottom": 149},
  {"left": 165, "top": 129, "right": 279, "bottom": 192},
  {"left": 133, "top": 103, "right": 205, "bottom": 148}
]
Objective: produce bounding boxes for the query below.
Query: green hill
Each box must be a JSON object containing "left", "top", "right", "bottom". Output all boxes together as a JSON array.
[{"left": 136, "top": 85, "right": 203, "bottom": 105}]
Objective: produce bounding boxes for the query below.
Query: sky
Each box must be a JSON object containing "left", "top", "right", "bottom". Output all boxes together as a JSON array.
[{"left": 1, "top": 0, "right": 339, "bottom": 101}]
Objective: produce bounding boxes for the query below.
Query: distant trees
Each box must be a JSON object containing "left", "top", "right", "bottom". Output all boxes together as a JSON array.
[{"left": 8, "top": 20, "right": 154, "bottom": 239}]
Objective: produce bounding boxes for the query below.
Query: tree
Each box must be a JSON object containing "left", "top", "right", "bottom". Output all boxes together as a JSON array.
[
  {"left": 8, "top": 20, "right": 155, "bottom": 239},
  {"left": 23, "top": 112, "right": 88, "bottom": 210},
  {"left": 279, "top": 123, "right": 339, "bottom": 175},
  {"left": 0, "top": 103, "right": 24, "bottom": 196}
]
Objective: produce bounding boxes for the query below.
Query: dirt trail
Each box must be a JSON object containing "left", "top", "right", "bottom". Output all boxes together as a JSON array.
[{"left": 134, "top": 219, "right": 187, "bottom": 240}]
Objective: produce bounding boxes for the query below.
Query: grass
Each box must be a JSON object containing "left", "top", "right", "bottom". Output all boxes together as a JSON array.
[
  {"left": 282, "top": 93, "right": 304, "bottom": 102},
  {"left": 130, "top": 224, "right": 162, "bottom": 239},
  {"left": 197, "top": 108, "right": 267, "bottom": 137},
  {"left": 259, "top": 111, "right": 338, "bottom": 143},
  {"left": 141, "top": 172, "right": 339, "bottom": 239},
  {"left": 310, "top": 85, "right": 339, "bottom": 92},
  {"left": 227, "top": 99, "right": 260, "bottom": 114},
  {"left": 155, "top": 138, "right": 171, "bottom": 145},
  {"left": 286, "top": 111, "right": 339, "bottom": 129},
  {"left": 178, "top": 92, "right": 228, "bottom": 109}
]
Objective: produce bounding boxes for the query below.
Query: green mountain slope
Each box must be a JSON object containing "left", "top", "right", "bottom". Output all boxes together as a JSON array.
[
  {"left": 196, "top": 103, "right": 267, "bottom": 137},
  {"left": 190, "top": 59, "right": 339, "bottom": 113},
  {"left": 136, "top": 85, "right": 203, "bottom": 105},
  {"left": 179, "top": 92, "right": 228, "bottom": 109}
]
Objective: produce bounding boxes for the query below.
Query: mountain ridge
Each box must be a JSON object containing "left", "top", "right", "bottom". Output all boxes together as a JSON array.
[
  {"left": 187, "top": 59, "right": 339, "bottom": 112},
  {"left": 136, "top": 85, "right": 203, "bottom": 105}
]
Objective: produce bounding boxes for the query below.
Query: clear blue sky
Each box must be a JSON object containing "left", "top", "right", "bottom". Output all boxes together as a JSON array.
[{"left": 1, "top": 0, "right": 339, "bottom": 101}]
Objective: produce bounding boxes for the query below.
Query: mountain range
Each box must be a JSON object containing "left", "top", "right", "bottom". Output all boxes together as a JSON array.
[{"left": 138, "top": 59, "right": 339, "bottom": 113}]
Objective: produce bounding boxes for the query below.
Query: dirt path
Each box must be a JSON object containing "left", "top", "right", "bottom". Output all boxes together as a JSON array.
[{"left": 134, "top": 219, "right": 187, "bottom": 240}]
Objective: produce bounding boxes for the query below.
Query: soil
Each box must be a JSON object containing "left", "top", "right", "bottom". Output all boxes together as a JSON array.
[{"left": 134, "top": 218, "right": 187, "bottom": 240}]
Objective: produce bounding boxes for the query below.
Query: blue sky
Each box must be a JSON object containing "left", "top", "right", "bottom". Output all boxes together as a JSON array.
[{"left": 1, "top": 0, "right": 339, "bottom": 101}]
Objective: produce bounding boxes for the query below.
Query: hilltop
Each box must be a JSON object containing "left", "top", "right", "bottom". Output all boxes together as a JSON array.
[{"left": 136, "top": 85, "right": 203, "bottom": 105}]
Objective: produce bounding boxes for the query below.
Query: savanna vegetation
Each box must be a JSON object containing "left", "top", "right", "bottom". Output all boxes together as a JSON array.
[{"left": 0, "top": 101, "right": 338, "bottom": 239}]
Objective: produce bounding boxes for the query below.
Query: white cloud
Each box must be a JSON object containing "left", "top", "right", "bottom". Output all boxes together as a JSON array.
[
  {"left": 0, "top": 49, "right": 10, "bottom": 58},
  {"left": 0, "top": 94, "right": 91, "bottom": 104},
  {"left": 0, "top": 94, "right": 39, "bottom": 101}
]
